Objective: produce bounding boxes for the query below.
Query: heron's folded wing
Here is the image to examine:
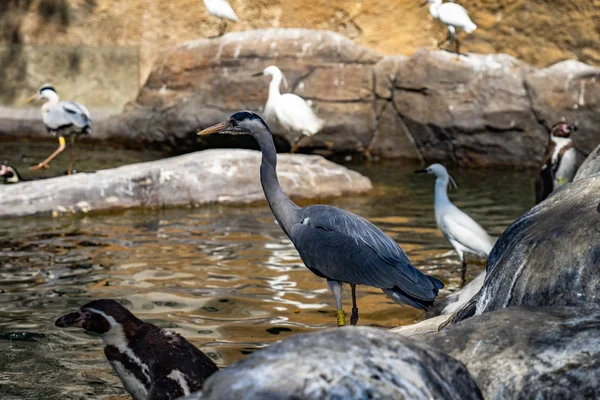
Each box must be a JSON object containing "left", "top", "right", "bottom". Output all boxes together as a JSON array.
[
  {"left": 291, "top": 206, "right": 442, "bottom": 297},
  {"left": 440, "top": 210, "right": 493, "bottom": 256},
  {"left": 291, "top": 223, "right": 440, "bottom": 300}
]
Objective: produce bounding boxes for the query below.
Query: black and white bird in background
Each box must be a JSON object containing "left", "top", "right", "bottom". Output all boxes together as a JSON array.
[
  {"left": 535, "top": 123, "right": 584, "bottom": 204},
  {"left": 0, "top": 163, "right": 22, "bottom": 184},
  {"left": 199, "top": 111, "right": 443, "bottom": 327},
  {"left": 55, "top": 299, "right": 219, "bottom": 400},
  {"left": 25, "top": 84, "right": 91, "bottom": 175}
]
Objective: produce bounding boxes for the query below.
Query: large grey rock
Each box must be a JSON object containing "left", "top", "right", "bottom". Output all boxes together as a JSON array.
[
  {"left": 453, "top": 174, "right": 600, "bottom": 322},
  {"left": 427, "top": 307, "right": 600, "bottom": 400},
  {"left": 0, "top": 149, "right": 372, "bottom": 218},
  {"left": 184, "top": 327, "right": 482, "bottom": 400},
  {"left": 373, "top": 51, "right": 546, "bottom": 167},
  {"left": 98, "top": 29, "right": 382, "bottom": 154},
  {"left": 574, "top": 143, "right": 600, "bottom": 181},
  {"left": 525, "top": 60, "right": 600, "bottom": 155}
]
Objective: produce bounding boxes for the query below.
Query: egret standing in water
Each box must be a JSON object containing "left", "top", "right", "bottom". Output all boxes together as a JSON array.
[
  {"left": 535, "top": 123, "right": 579, "bottom": 204},
  {"left": 199, "top": 111, "right": 443, "bottom": 327},
  {"left": 415, "top": 164, "right": 493, "bottom": 286},
  {"left": 423, "top": 0, "right": 477, "bottom": 55},
  {"left": 25, "top": 84, "right": 91, "bottom": 175},
  {"left": 253, "top": 66, "right": 324, "bottom": 153},
  {"left": 203, "top": 0, "right": 238, "bottom": 37}
]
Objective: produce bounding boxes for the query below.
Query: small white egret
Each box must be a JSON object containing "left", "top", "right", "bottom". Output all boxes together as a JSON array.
[
  {"left": 252, "top": 65, "right": 324, "bottom": 153},
  {"left": 25, "top": 84, "right": 91, "bottom": 175},
  {"left": 535, "top": 123, "right": 579, "bottom": 204},
  {"left": 415, "top": 164, "right": 494, "bottom": 285},
  {"left": 423, "top": 0, "right": 477, "bottom": 55},
  {"left": 203, "top": 0, "right": 238, "bottom": 37}
]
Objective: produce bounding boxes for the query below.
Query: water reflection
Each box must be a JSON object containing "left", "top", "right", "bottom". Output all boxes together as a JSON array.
[{"left": 0, "top": 153, "right": 535, "bottom": 398}]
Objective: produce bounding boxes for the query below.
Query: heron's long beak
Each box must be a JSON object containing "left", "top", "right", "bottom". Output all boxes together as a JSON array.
[
  {"left": 24, "top": 94, "right": 38, "bottom": 104},
  {"left": 414, "top": 169, "right": 428, "bottom": 174},
  {"left": 419, "top": 1, "right": 429, "bottom": 7},
  {"left": 197, "top": 121, "right": 231, "bottom": 136},
  {"left": 55, "top": 311, "right": 83, "bottom": 328},
  {"left": 251, "top": 72, "right": 263, "bottom": 77}
]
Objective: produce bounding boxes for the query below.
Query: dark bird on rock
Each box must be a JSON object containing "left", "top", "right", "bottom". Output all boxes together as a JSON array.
[
  {"left": 55, "top": 299, "right": 218, "bottom": 400},
  {"left": 198, "top": 111, "right": 443, "bottom": 327},
  {"left": 25, "top": 84, "right": 92, "bottom": 175},
  {"left": 0, "top": 163, "right": 23, "bottom": 183},
  {"left": 535, "top": 123, "right": 583, "bottom": 204}
]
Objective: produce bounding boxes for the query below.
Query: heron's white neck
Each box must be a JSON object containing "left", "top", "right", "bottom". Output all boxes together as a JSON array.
[
  {"left": 433, "top": 175, "right": 452, "bottom": 222},
  {"left": 40, "top": 91, "right": 60, "bottom": 118},
  {"left": 267, "top": 72, "right": 283, "bottom": 101}
]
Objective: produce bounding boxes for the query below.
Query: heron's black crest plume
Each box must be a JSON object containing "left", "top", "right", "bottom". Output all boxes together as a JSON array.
[
  {"left": 230, "top": 110, "right": 268, "bottom": 128},
  {"left": 39, "top": 84, "right": 57, "bottom": 94}
]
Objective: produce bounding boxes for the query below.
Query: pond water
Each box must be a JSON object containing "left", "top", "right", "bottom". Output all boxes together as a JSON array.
[{"left": 0, "top": 141, "right": 535, "bottom": 399}]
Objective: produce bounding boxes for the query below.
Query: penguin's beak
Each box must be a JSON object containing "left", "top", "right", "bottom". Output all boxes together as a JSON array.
[{"left": 55, "top": 311, "right": 83, "bottom": 328}]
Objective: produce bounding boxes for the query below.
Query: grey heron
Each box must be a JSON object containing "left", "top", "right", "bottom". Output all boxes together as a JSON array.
[
  {"left": 415, "top": 164, "right": 493, "bottom": 286},
  {"left": 535, "top": 123, "right": 579, "bottom": 204},
  {"left": 252, "top": 66, "right": 324, "bottom": 153},
  {"left": 423, "top": 0, "right": 477, "bottom": 55},
  {"left": 203, "top": 0, "right": 238, "bottom": 37},
  {"left": 25, "top": 84, "right": 92, "bottom": 175},
  {"left": 199, "top": 111, "right": 443, "bottom": 326}
]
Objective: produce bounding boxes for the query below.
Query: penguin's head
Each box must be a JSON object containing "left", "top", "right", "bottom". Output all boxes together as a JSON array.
[
  {"left": 55, "top": 299, "right": 141, "bottom": 336},
  {"left": 550, "top": 123, "right": 577, "bottom": 138}
]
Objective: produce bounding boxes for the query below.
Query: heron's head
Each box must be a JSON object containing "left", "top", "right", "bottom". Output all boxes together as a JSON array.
[
  {"left": 55, "top": 299, "right": 139, "bottom": 336},
  {"left": 25, "top": 84, "right": 58, "bottom": 103},
  {"left": 550, "top": 123, "right": 577, "bottom": 138},
  {"left": 415, "top": 163, "right": 457, "bottom": 188},
  {"left": 198, "top": 111, "right": 270, "bottom": 138}
]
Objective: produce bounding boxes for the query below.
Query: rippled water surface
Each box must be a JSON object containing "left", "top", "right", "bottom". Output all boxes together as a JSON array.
[{"left": 0, "top": 141, "right": 535, "bottom": 399}]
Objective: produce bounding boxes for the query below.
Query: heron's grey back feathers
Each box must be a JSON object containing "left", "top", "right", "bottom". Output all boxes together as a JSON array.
[
  {"left": 290, "top": 205, "right": 442, "bottom": 304},
  {"left": 44, "top": 101, "right": 92, "bottom": 134}
]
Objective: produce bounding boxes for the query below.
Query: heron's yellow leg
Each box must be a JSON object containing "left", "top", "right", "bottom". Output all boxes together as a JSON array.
[
  {"left": 30, "top": 136, "right": 66, "bottom": 171},
  {"left": 337, "top": 310, "right": 346, "bottom": 327}
]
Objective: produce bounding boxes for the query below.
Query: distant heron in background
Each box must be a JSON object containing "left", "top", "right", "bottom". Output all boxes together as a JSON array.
[
  {"left": 535, "top": 123, "right": 579, "bottom": 204},
  {"left": 203, "top": 0, "right": 238, "bottom": 37},
  {"left": 415, "top": 164, "right": 493, "bottom": 286},
  {"left": 423, "top": 0, "right": 477, "bottom": 55},
  {"left": 253, "top": 66, "right": 324, "bottom": 153},
  {"left": 25, "top": 84, "right": 91, "bottom": 175},
  {"left": 199, "top": 111, "right": 443, "bottom": 327}
]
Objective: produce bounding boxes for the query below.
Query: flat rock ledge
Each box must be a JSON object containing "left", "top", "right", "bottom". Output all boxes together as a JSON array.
[
  {"left": 0, "top": 149, "right": 372, "bottom": 218},
  {"left": 181, "top": 327, "right": 482, "bottom": 400}
]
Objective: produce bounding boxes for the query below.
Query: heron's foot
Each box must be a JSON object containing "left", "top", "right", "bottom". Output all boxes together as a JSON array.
[
  {"left": 29, "top": 162, "right": 50, "bottom": 171},
  {"left": 336, "top": 310, "right": 346, "bottom": 327},
  {"left": 350, "top": 307, "right": 359, "bottom": 325}
]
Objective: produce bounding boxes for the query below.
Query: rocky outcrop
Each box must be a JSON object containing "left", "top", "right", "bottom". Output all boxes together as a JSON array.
[
  {"left": 452, "top": 173, "right": 600, "bottom": 322},
  {"left": 427, "top": 307, "right": 600, "bottom": 400},
  {"left": 93, "top": 30, "right": 599, "bottom": 166},
  {"left": 184, "top": 327, "right": 482, "bottom": 400},
  {"left": 574, "top": 143, "right": 600, "bottom": 181},
  {"left": 524, "top": 60, "right": 600, "bottom": 155},
  {"left": 0, "top": 149, "right": 372, "bottom": 218},
  {"left": 3, "top": 30, "right": 600, "bottom": 166}
]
